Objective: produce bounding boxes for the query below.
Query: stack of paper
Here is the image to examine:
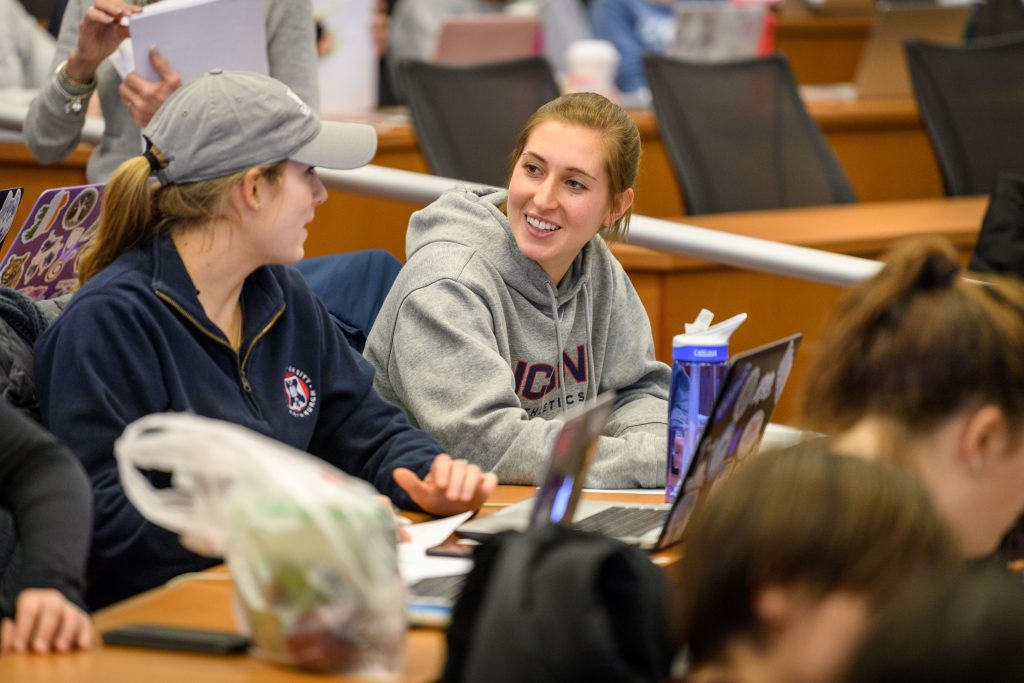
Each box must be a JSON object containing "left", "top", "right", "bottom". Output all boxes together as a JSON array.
[{"left": 129, "top": 0, "right": 268, "bottom": 83}]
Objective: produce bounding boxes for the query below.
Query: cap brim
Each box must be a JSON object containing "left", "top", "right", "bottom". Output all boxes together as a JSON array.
[{"left": 290, "top": 121, "right": 377, "bottom": 170}]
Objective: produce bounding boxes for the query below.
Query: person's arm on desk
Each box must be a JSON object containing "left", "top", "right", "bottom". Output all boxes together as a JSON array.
[{"left": 0, "top": 403, "right": 93, "bottom": 654}]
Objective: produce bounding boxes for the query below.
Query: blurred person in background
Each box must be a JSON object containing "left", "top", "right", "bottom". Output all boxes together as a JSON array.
[
  {"left": 589, "top": 0, "right": 677, "bottom": 98},
  {"left": 26, "top": 0, "right": 319, "bottom": 183},
  {"left": 0, "top": 0, "right": 56, "bottom": 91}
]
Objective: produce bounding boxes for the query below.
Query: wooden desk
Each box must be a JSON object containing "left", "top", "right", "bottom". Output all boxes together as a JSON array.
[
  {"left": 774, "top": 14, "right": 874, "bottom": 85},
  {"left": 617, "top": 196, "right": 988, "bottom": 423},
  {"left": 0, "top": 487, "right": 673, "bottom": 683}
]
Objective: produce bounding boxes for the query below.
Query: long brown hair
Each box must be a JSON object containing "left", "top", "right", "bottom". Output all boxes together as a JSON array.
[
  {"left": 677, "top": 445, "right": 956, "bottom": 666},
  {"left": 78, "top": 150, "right": 285, "bottom": 284},
  {"left": 800, "top": 236, "right": 1024, "bottom": 456},
  {"left": 506, "top": 92, "right": 641, "bottom": 241}
]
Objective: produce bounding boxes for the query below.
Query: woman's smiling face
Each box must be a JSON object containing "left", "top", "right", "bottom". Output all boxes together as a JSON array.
[{"left": 506, "top": 120, "right": 632, "bottom": 284}]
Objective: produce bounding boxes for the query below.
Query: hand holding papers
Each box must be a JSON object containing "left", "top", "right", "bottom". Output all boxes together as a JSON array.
[{"left": 128, "top": 0, "right": 269, "bottom": 84}]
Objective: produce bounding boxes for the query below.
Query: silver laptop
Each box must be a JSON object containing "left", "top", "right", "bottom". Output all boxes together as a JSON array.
[
  {"left": 458, "top": 333, "right": 803, "bottom": 551},
  {"left": 854, "top": 3, "right": 971, "bottom": 99},
  {"left": 432, "top": 14, "right": 541, "bottom": 66}
]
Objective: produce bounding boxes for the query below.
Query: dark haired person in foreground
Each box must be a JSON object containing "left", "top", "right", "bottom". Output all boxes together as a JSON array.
[
  {"left": 675, "top": 448, "right": 956, "bottom": 683},
  {"left": 802, "top": 236, "right": 1024, "bottom": 560}
]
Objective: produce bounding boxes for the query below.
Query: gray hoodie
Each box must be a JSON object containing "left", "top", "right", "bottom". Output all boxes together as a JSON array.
[{"left": 365, "top": 187, "right": 670, "bottom": 488}]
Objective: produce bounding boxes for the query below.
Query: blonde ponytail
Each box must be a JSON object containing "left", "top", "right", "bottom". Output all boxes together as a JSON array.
[
  {"left": 78, "top": 154, "right": 287, "bottom": 285},
  {"left": 79, "top": 156, "right": 156, "bottom": 284}
]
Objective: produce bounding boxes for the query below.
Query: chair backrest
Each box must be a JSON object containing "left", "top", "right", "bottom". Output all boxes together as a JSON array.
[
  {"left": 906, "top": 35, "right": 1024, "bottom": 197},
  {"left": 968, "top": 171, "right": 1024, "bottom": 279},
  {"left": 965, "top": 0, "right": 1024, "bottom": 42},
  {"left": 401, "top": 57, "right": 561, "bottom": 187},
  {"left": 643, "top": 53, "right": 855, "bottom": 215}
]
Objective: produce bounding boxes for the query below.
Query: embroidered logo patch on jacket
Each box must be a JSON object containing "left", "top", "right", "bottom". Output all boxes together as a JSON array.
[{"left": 283, "top": 366, "right": 317, "bottom": 417}]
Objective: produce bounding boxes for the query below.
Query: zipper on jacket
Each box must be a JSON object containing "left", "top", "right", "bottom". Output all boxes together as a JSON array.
[
  {"left": 240, "top": 305, "right": 286, "bottom": 392},
  {"left": 156, "top": 290, "right": 282, "bottom": 414},
  {"left": 156, "top": 290, "right": 235, "bottom": 350}
]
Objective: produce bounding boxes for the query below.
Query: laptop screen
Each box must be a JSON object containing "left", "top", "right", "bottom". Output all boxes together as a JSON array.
[
  {"left": 528, "top": 392, "right": 616, "bottom": 530},
  {"left": 432, "top": 15, "right": 541, "bottom": 66},
  {"left": 854, "top": 4, "right": 971, "bottom": 100},
  {"left": 656, "top": 333, "right": 802, "bottom": 549},
  {"left": 0, "top": 186, "right": 23, "bottom": 251}
]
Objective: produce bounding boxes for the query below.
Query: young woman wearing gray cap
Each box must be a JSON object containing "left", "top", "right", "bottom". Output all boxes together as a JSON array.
[{"left": 33, "top": 70, "right": 497, "bottom": 609}]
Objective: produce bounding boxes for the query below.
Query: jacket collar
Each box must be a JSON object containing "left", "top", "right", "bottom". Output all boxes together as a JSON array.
[{"left": 148, "top": 233, "right": 285, "bottom": 345}]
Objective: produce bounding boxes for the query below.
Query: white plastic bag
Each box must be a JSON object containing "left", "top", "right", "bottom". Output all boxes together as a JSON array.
[{"left": 115, "top": 413, "right": 405, "bottom": 675}]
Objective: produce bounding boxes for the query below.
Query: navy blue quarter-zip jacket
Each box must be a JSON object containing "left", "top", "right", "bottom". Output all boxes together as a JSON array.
[{"left": 34, "top": 235, "right": 437, "bottom": 609}]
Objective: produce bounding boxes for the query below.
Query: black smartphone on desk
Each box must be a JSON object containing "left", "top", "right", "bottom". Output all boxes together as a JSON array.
[
  {"left": 102, "top": 624, "right": 251, "bottom": 655},
  {"left": 425, "top": 531, "right": 478, "bottom": 559}
]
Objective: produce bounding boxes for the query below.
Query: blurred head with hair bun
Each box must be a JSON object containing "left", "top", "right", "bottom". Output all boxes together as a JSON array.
[{"left": 801, "top": 236, "right": 1024, "bottom": 557}]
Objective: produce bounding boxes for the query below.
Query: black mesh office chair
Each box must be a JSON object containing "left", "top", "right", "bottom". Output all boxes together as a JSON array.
[
  {"left": 642, "top": 53, "right": 855, "bottom": 215},
  {"left": 400, "top": 57, "right": 561, "bottom": 187},
  {"left": 906, "top": 35, "right": 1024, "bottom": 197}
]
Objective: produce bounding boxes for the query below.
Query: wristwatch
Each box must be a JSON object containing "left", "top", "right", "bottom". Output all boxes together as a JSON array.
[{"left": 54, "top": 60, "right": 97, "bottom": 115}]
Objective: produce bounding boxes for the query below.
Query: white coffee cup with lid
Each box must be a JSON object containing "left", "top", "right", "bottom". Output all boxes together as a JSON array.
[{"left": 564, "top": 40, "right": 621, "bottom": 102}]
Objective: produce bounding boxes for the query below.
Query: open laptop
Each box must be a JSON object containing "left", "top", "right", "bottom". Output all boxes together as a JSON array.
[
  {"left": 406, "top": 392, "right": 618, "bottom": 625},
  {"left": 854, "top": 3, "right": 971, "bottom": 99},
  {"left": 669, "top": 4, "right": 770, "bottom": 63},
  {"left": 0, "top": 184, "right": 104, "bottom": 299},
  {"left": 457, "top": 333, "right": 803, "bottom": 551},
  {"left": 0, "top": 187, "right": 23, "bottom": 250},
  {"left": 432, "top": 14, "right": 541, "bottom": 66}
]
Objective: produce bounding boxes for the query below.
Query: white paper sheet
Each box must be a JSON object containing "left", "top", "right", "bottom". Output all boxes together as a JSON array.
[
  {"left": 398, "top": 511, "right": 475, "bottom": 584},
  {"left": 129, "top": 0, "right": 268, "bottom": 84}
]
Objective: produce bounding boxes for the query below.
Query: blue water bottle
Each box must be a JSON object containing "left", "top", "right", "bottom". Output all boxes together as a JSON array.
[{"left": 665, "top": 309, "right": 747, "bottom": 502}]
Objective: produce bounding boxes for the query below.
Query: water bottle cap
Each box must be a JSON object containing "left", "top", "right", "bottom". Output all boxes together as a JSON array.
[{"left": 672, "top": 310, "right": 748, "bottom": 352}]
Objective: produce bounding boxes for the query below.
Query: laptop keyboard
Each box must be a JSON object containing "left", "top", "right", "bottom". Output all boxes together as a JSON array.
[
  {"left": 573, "top": 507, "right": 667, "bottom": 539},
  {"left": 410, "top": 574, "right": 467, "bottom": 602}
]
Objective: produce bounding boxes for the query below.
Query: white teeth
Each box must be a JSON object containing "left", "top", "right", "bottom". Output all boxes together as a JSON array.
[{"left": 526, "top": 215, "right": 560, "bottom": 232}]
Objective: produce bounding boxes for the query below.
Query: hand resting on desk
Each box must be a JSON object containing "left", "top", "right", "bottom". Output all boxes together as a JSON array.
[
  {"left": 394, "top": 454, "right": 498, "bottom": 517},
  {"left": 0, "top": 588, "right": 93, "bottom": 655}
]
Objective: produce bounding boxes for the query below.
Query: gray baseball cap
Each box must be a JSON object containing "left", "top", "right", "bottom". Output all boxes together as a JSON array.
[{"left": 143, "top": 69, "right": 377, "bottom": 185}]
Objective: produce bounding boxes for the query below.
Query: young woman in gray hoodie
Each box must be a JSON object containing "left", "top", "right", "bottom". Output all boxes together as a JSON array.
[{"left": 365, "top": 92, "right": 671, "bottom": 488}]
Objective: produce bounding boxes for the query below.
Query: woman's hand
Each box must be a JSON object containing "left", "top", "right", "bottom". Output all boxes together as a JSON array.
[
  {"left": 119, "top": 48, "right": 182, "bottom": 129},
  {"left": 0, "top": 589, "right": 93, "bottom": 655},
  {"left": 393, "top": 454, "right": 498, "bottom": 516},
  {"left": 66, "top": 0, "right": 142, "bottom": 83}
]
